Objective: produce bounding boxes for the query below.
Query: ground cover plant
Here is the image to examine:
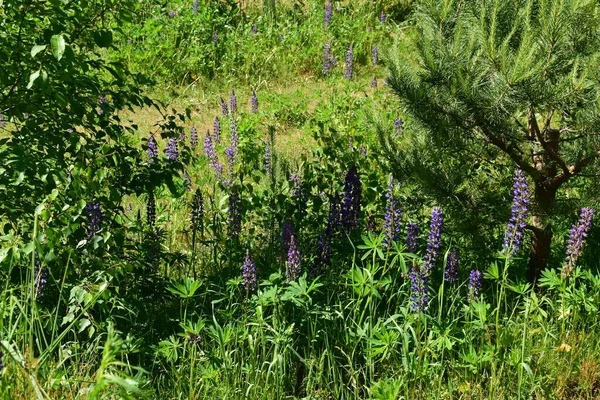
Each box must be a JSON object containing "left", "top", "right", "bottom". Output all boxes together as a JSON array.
[{"left": 1, "top": 0, "right": 600, "bottom": 398}]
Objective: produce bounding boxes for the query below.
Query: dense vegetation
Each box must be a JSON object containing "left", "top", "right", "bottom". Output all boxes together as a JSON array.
[{"left": 1, "top": 0, "right": 599, "bottom": 398}]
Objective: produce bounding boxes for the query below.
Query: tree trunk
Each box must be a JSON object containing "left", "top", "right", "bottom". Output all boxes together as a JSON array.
[{"left": 527, "top": 180, "right": 558, "bottom": 281}]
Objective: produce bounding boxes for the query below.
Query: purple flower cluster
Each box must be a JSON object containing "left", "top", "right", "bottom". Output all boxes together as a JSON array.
[
  {"left": 502, "top": 169, "right": 531, "bottom": 258},
  {"left": 324, "top": 0, "right": 333, "bottom": 27},
  {"left": 212, "top": 30, "right": 218, "bottom": 43},
  {"left": 562, "top": 207, "right": 594, "bottom": 278},
  {"left": 230, "top": 118, "right": 239, "bottom": 151},
  {"left": 86, "top": 200, "right": 102, "bottom": 239},
  {"left": 204, "top": 130, "right": 223, "bottom": 178},
  {"left": 410, "top": 265, "right": 429, "bottom": 312},
  {"left": 323, "top": 39, "right": 333, "bottom": 76},
  {"left": 168, "top": 9, "right": 175, "bottom": 17},
  {"left": 147, "top": 135, "right": 158, "bottom": 163},
  {"left": 383, "top": 175, "right": 402, "bottom": 248},
  {"left": 242, "top": 251, "right": 258, "bottom": 292},
  {"left": 190, "top": 126, "right": 198, "bottom": 147},
  {"left": 371, "top": 46, "right": 378, "bottom": 68},
  {"left": 423, "top": 207, "right": 443, "bottom": 274},
  {"left": 213, "top": 116, "right": 221, "bottom": 144},
  {"left": 191, "top": 189, "right": 204, "bottom": 231},
  {"left": 97, "top": 96, "right": 108, "bottom": 115},
  {"left": 371, "top": 77, "right": 377, "bottom": 88},
  {"left": 286, "top": 235, "right": 301, "bottom": 282},
  {"left": 444, "top": 248, "right": 459, "bottom": 283},
  {"left": 380, "top": 11, "right": 387, "bottom": 24},
  {"left": 166, "top": 138, "right": 178, "bottom": 161},
  {"left": 230, "top": 90, "right": 237, "bottom": 114},
  {"left": 265, "top": 140, "right": 272, "bottom": 175},
  {"left": 251, "top": 90, "right": 259, "bottom": 113},
  {"left": 178, "top": 129, "right": 186, "bottom": 143},
  {"left": 34, "top": 252, "right": 47, "bottom": 299},
  {"left": 147, "top": 190, "right": 156, "bottom": 228},
  {"left": 468, "top": 270, "right": 482, "bottom": 302},
  {"left": 192, "top": 0, "right": 198, "bottom": 15},
  {"left": 228, "top": 189, "right": 241, "bottom": 239},
  {"left": 394, "top": 114, "right": 404, "bottom": 136},
  {"left": 406, "top": 222, "right": 418, "bottom": 253},
  {"left": 220, "top": 97, "right": 229, "bottom": 117},
  {"left": 341, "top": 166, "right": 361, "bottom": 232},
  {"left": 345, "top": 43, "right": 354, "bottom": 79},
  {"left": 252, "top": 23, "right": 258, "bottom": 35}
]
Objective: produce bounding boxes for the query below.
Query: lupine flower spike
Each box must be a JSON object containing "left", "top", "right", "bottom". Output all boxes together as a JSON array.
[
  {"left": 286, "top": 235, "right": 301, "bottom": 282},
  {"left": 423, "top": 207, "right": 443, "bottom": 274},
  {"left": 86, "top": 200, "right": 102, "bottom": 239},
  {"left": 230, "top": 90, "right": 237, "bottom": 114},
  {"left": 445, "top": 248, "right": 459, "bottom": 283},
  {"left": 383, "top": 175, "right": 402, "bottom": 248},
  {"left": 190, "top": 126, "right": 198, "bottom": 147},
  {"left": 562, "top": 207, "right": 594, "bottom": 278},
  {"left": 147, "top": 190, "right": 156, "bottom": 228},
  {"left": 166, "top": 138, "right": 178, "bottom": 161},
  {"left": 191, "top": 189, "right": 204, "bottom": 232},
  {"left": 324, "top": 0, "right": 333, "bottom": 27},
  {"left": 502, "top": 169, "right": 531, "bottom": 258},
  {"left": 468, "top": 270, "right": 482, "bottom": 303},
  {"left": 34, "top": 253, "right": 47, "bottom": 299},
  {"left": 372, "top": 46, "right": 378, "bottom": 68},
  {"left": 220, "top": 97, "right": 228, "bottom": 117},
  {"left": 410, "top": 265, "right": 429, "bottom": 312},
  {"left": 251, "top": 90, "right": 259, "bottom": 113},
  {"left": 213, "top": 116, "right": 221, "bottom": 144},
  {"left": 242, "top": 251, "right": 258, "bottom": 292},
  {"left": 345, "top": 43, "right": 354, "bottom": 79},
  {"left": 147, "top": 135, "right": 158, "bottom": 163},
  {"left": 323, "top": 39, "right": 333, "bottom": 76},
  {"left": 341, "top": 165, "right": 361, "bottom": 232},
  {"left": 406, "top": 222, "right": 418, "bottom": 253}
]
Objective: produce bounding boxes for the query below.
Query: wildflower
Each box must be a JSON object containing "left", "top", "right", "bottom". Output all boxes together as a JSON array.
[
  {"left": 252, "top": 23, "right": 258, "bottom": 34},
  {"left": 168, "top": 9, "right": 175, "bottom": 17},
  {"left": 86, "top": 200, "right": 102, "bottom": 239},
  {"left": 189, "top": 333, "right": 202, "bottom": 345},
  {"left": 410, "top": 265, "right": 429, "bottom": 312},
  {"left": 147, "top": 190, "right": 156, "bottom": 228},
  {"left": 147, "top": 135, "right": 158, "bottom": 163},
  {"left": 178, "top": 129, "right": 186, "bottom": 143},
  {"left": 341, "top": 165, "right": 361, "bottom": 232},
  {"left": 251, "top": 90, "right": 259, "bottom": 113},
  {"left": 445, "top": 248, "right": 459, "bottom": 283},
  {"left": 230, "top": 90, "right": 237, "bottom": 114},
  {"left": 468, "top": 270, "right": 482, "bottom": 302},
  {"left": 282, "top": 220, "right": 295, "bottom": 254},
  {"left": 323, "top": 39, "right": 333, "bottom": 76},
  {"left": 213, "top": 116, "right": 221, "bottom": 144},
  {"left": 212, "top": 30, "right": 218, "bottom": 43},
  {"left": 371, "top": 77, "right": 377, "bottom": 88},
  {"left": 97, "top": 96, "right": 108, "bottom": 116},
  {"left": 220, "top": 97, "right": 229, "bottom": 117},
  {"left": 204, "top": 130, "right": 223, "bottom": 178},
  {"left": 190, "top": 126, "right": 198, "bottom": 147},
  {"left": 406, "top": 222, "right": 418, "bottom": 253},
  {"left": 192, "top": 0, "right": 198, "bottom": 15},
  {"left": 265, "top": 140, "right": 272, "bottom": 175},
  {"left": 166, "top": 138, "right": 178, "bottom": 161},
  {"left": 371, "top": 46, "right": 378, "bottom": 67},
  {"left": 502, "top": 169, "right": 531, "bottom": 258},
  {"left": 383, "top": 175, "right": 402, "bottom": 248},
  {"left": 562, "top": 207, "right": 594, "bottom": 278},
  {"left": 394, "top": 114, "right": 404, "bottom": 136},
  {"left": 228, "top": 188, "right": 241, "bottom": 239},
  {"left": 286, "top": 235, "right": 301, "bottom": 282},
  {"left": 242, "top": 251, "right": 258, "bottom": 292},
  {"left": 191, "top": 189, "right": 204, "bottom": 232},
  {"left": 380, "top": 11, "right": 387, "bottom": 24},
  {"left": 230, "top": 118, "right": 239, "bottom": 150},
  {"left": 345, "top": 43, "right": 354, "bottom": 79},
  {"left": 34, "top": 252, "right": 47, "bottom": 299},
  {"left": 324, "top": 0, "right": 333, "bottom": 27},
  {"left": 423, "top": 207, "right": 443, "bottom": 274}
]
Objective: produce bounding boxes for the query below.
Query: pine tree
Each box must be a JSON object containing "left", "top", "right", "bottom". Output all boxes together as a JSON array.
[{"left": 385, "top": 0, "right": 600, "bottom": 279}]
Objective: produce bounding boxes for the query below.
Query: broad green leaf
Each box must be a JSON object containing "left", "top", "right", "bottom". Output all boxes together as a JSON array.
[
  {"left": 31, "top": 44, "right": 47, "bottom": 57},
  {"left": 27, "top": 70, "right": 40, "bottom": 89},
  {"left": 50, "top": 34, "right": 65, "bottom": 61}
]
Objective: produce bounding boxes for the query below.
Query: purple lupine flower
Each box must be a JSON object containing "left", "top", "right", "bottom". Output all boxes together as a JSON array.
[
  {"left": 213, "top": 116, "right": 221, "bottom": 144},
  {"left": 204, "top": 130, "right": 223, "bottom": 178},
  {"left": 282, "top": 220, "right": 295, "bottom": 254},
  {"left": 286, "top": 235, "right": 301, "bottom": 282},
  {"left": 380, "top": 11, "right": 387, "bottom": 24},
  {"left": 251, "top": 90, "right": 259, "bottom": 113},
  {"left": 323, "top": 39, "right": 333, "bottom": 76},
  {"left": 445, "top": 248, "right": 459, "bottom": 283},
  {"left": 225, "top": 146, "right": 236, "bottom": 185},
  {"left": 383, "top": 175, "right": 402, "bottom": 248},
  {"left": 324, "top": 0, "right": 333, "bottom": 27},
  {"left": 326, "top": 194, "right": 341, "bottom": 236},
  {"left": 406, "top": 222, "right": 419, "bottom": 253},
  {"left": 166, "top": 138, "right": 178, "bottom": 161},
  {"left": 468, "top": 270, "right": 482, "bottom": 302},
  {"left": 394, "top": 114, "right": 404, "bottom": 136},
  {"left": 183, "top": 171, "right": 192, "bottom": 191},
  {"left": 502, "top": 169, "right": 531, "bottom": 258},
  {"left": 34, "top": 252, "right": 47, "bottom": 299},
  {"left": 423, "top": 207, "right": 443, "bottom": 274},
  {"left": 230, "top": 118, "right": 239, "bottom": 152},
  {"left": 242, "top": 251, "right": 258, "bottom": 292},
  {"left": 228, "top": 188, "right": 241, "bottom": 239},
  {"left": 371, "top": 46, "right": 378, "bottom": 68},
  {"left": 220, "top": 97, "right": 229, "bottom": 117},
  {"left": 178, "top": 129, "right": 186, "bottom": 143},
  {"left": 371, "top": 77, "right": 378, "bottom": 88},
  {"left": 345, "top": 43, "right": 354, "bottom": 79},
  {"left": 251, "top": 23, "right": 258, "bottom": 34},
  {"left": 189, "top": 333, "right": 202, "bottom": 345},
  {"left": 192, "top": 0, "right": 198, "bottom": 15},
  {"left": 190, "top": 126, "right": 198, "bottom": 147},
  {"left": 410, "top": 265, "right": 429, "bottom": 312},
  {"left": 311, "top": 232, "right": 331, "bottom": 277},
  {"left": 191, "top": 189, "right": 204, "bottom": 231},
  {"left": 168, "top": 9, "right": 175, "bottom": 17},
  {"left": 86, "top": 200, "right": 102, "bottom": 239},
  {"left": 212, "top": 30, "right": 218, "bottom": 43},
  {"left": 341, "top": 165, "right": 361, "bottom": 232},
  {"left": 265, "top": 140, "right": 272, "bottom": 175},
  {"left": 229, "top": 90, "right": 237, "bottom": 114},
  {"left": 147, "top": 135, "right": 158, "bottom": 163},
  {"left": 562, "top": 207, "right": 594, "bottom": 278},
  {"left": 147, "top": 190, "right": 156, "bottom": 228}
]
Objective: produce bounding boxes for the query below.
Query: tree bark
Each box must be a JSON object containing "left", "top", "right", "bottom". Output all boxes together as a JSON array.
[{"left": 527, "top": 180, "right": 558, "bottom": 281}]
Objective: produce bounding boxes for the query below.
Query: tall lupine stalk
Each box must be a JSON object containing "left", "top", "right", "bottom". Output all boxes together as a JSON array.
[
  {"left": 345, "top": 43, "right": 354, "bottom": 79},
  {"left": 371, "top": 46, "right": 378, "bottom": 68},
  {"left": 423, "top": 207, "right": 443, "bottom": 274},
  {"left": 147, "top": 190, "right": 156, "bottom": 228},
  {"left": 406, "top": 222, "right": 418, "bottom": 253},
  {"left": 147, "top": 135, "right": 158, "bottom": 163},
  {"left": 213, "top": 116, "right": 221, "bottom": 144},
  {"left": 286, "top": 235, "right": 301, "bottom": 282},
  {"left": 380, "top": 11, "right": 387, "bottom": 24},
  {"left": 191, "top": 189, "right": 204, "bottom": 233},
  {"left": 251, "top": 23, "right": 258, "bottom": 35},
  {"left": 204, "top": 130, "right": 223, "bottom": 179},
  {"left": 242, "top": 251, "right": 257, "bottom": 293},
  {"left": 86, "top": 200, "right": 102, "bottom": 240},
  {"left": 341, "top": 165, "right": 361, "bottom": 232},
  {"left": 445, "top": 248, "right": 459, "bottom": 283},
  {"left": 34, "top": 253, "right": 47, "bottom": 299},
  {"left": 502, "top": 169, "right": 531, "bottom": 259},
  {"left": 265, "top": 139, "right": 272, "bottom": 176},
  {"left": 410, "top": 265, "right": 429, "bottom": 312},
  {"left": 220, "top": 97, "right": 228, "bottom": 117},
  {"left": 251, "top": 90, "right": 259, "bottom": 113},
  {"left": 324, "top": 0, "right": 333, "bottom": 27},
  {"left": 166, "top": 138, "right": 178, "bottom": 161},
  {"left": 282, "top": 220, "right": 295, "bottom": 254},
  {"left": 229, "top": 90, "right": 237, "bottom": 114},
  {"left": 562, "top": 207, "right": 594, "bottom": 278},
  {"left": 394, "top": 114, "right": 404, "bottom": 136},
  {"left": 323, "top": 39, "right": 333, "bottom": 76},
  {"left": 224, "top": 146, "right": 236, "bottom": 186},
  {"left": 468, "top": 270, "right": 482, "bottom": 303},
  {"left": 228, "top": 188, "right": 242, "bottom": 240},
  {"left": 383, "top": 175, "right": 402, "bottom": 248},
  {"left": 230, "top": 117, "right": 239, "bottom": 152},
  {"left": 190, "top": 126, "right": 198, "bottom": 147}
]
